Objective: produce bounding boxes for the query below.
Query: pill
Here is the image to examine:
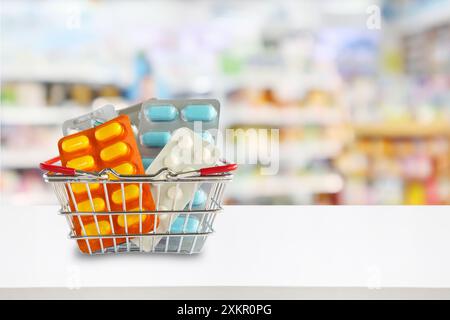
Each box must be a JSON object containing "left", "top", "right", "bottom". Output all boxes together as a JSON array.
[
  {"left": 70, "top": 183, "right": 100, "bottom": 195},
  {"left": 193, "top": 148, "right": 212, "bottom": 163},
  {"left": 192, "top": 189, "right": 207, "bottom": 206},
  {"left": 146, "top": 105, "right": 178, "bottom": 121},
  {"left": 203, "top": 148, "right": 212, "bottom": 161},
  {"left": 142, "top": 132, "right": 171, "bottom": 147},
  {"left": 167, "top": 186, "right": 183, "bottom": 200},
  {"left": 117, "top": 208, "right": 148, "bottom": 228},
  {"left": 111, "top": 184, "right": 140, "bottom": 204},
  {"left": 94, "top": 122, "right": 124, "bottom": 142},
  {"left": 161, "top": 201, "right": 178, "bottom": 212},
  {"left": 202, "top": 131, "right": 214, "bottom": 144},
  {"left": 67, "top": 155, "right": 95, "bottom": 170},
  {"left": 193, "top": 150, "right": 202, "bottom": 163},
  {"left": 170, "top": 216, "right": 199, "bottom": 233},
  {"left": 142, "top": 158, "right": 154, "bottom": 169},
  {"left": 108, "top": 162, "right": 137, "bottom": 180},
  {"left": 113, "top": 162, "right": 136, "bottom": 175},
  {"left": 62, "top": 135, "right": 90, "bottom": 153},
  {"left": 177, "top": 135, "right": 193, "bottom": 149},
  {"left": 181, "top": 104, "right": 217, "bottom": 122},
  {"left": 77, "top": 197, "right": 105, "bottom": 212},
  {"left": 164, "top": 153, "right": 181, "bottom": 169},
  {"left": 100, "top": 141, "right": 129, "bottom": 162},
  {"left": 81, "top": 221, "right": 111, "bottom": 236}
]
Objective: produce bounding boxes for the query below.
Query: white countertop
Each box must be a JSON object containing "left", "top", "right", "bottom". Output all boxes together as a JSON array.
[{"left": 1, "top": 205, "right": 450, "bottom": 299}]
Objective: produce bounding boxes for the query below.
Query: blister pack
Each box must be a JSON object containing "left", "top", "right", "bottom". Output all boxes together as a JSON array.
[
  {"left": 62, "top": 105, "right": 118, "bottom": 136},
  {"left": 118, "top": 102, "right": 141, "bottom": 127},
  {"left": 58, "top": 115, "right": 157, "bottom": 253},
  {"left": 138, "top": 127, "right": 220, "bottom": 251},
  {"left": 136, "top": 98, "right": 220, "bottom": 170}
]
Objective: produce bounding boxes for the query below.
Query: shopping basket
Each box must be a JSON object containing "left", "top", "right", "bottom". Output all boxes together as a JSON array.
[{"left": 40, "top": 156, "right": 237, "bottom": 255}]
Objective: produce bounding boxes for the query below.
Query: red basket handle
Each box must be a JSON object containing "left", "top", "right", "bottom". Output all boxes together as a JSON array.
[
  {"left": 40, "top": 156, "right": 76, "bottom": 175},
  {"left": 41, "top": 156, "right": 237, "bottom": 177},
  {"left": 199, "top": 163, "right": 238, "bottom": 176}
]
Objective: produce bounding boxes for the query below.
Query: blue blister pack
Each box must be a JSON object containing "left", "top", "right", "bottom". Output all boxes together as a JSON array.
[{"left": 136, "top": 98, "right": 221, "bottom": 170}]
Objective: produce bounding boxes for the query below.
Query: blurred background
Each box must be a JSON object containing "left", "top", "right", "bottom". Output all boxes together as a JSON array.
[{"left": 1, "top": 0, "right": 449, "bottom": 206}]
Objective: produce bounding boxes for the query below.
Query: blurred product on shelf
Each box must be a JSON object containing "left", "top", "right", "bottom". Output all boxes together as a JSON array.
[
  {"left": 126, "top": 52, "right": 155, "bottom": 102},
  {"left": 69, "top": 84, "right": 94, "bottom": 106},
  {"left": 1, "top": 81, "right": 125, "bottom": 107},
  {"left": 336, "top": 134, "right": 450, "bottom": 205}
]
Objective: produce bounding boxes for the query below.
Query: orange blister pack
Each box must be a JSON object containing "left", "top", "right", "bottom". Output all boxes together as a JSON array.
[{"left": 58, "top": 115, "right": 157, "bottom": 253}]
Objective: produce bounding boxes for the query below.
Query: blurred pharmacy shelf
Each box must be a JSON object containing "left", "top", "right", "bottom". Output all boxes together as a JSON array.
[
  {"left": 227, "top": 173, "right": 343, "bottom": 199},
  {"left": 222, "top": 74, "right": 340, "bottom": 93},
  {"left": 280, "top": 141, "right": 343, "bottom": 165},
  {"left": 1, "top": 66, "right": 132, "bottom": 88},
  {"left": 2, "top": 0, "right": 449, "bottom": 206},
  {"left": 1, "top": 106, "right": 91, "bottom": 126},
  {"left": 388, "top": 1, "right": 450, "bottom": 35},
  {"left": 1, "top": 148, "right": 56, "bottom": 169},
  {"left": 223, "top": 105, "right": 346, "bottom": 127},
  {"left": 353, "top": 122, "right": 450, "bottom": 138}
]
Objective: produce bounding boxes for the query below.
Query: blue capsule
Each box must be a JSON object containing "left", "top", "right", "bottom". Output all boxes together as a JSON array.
[
  {"left": 142, "top": 132, "right": 171, "bottom": 147},
  {"left": 142, "top": 158, "right": 154, "bottom": 170},
  {"left": 146, "top": 105, "right": 178, "bottom": 122},
  {"left": 192, "top": 189, "right": 207, "bottom": 207},
  {"left": 202, "top": 131, "right": 214, "bottom": 144},
  {"left": 181, "top": 104, "right": 217, "bottom": 122},
  {"left": 170, "top": 216, "right": 200, "bottom": 233}
]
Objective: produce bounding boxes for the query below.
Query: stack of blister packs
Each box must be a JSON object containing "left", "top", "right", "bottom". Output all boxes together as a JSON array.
[{"left": 57, "top": 99, "right": 221, "bottom": 253}]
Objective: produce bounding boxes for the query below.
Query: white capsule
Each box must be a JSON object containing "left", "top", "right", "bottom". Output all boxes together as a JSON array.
[
  {"left": 167, "top": 186, "right": 183, "bottom": 200},
  {"left": 164, "top": 153, "right": 181, "bottom": 169},
  {"left": 202, "top": 148, "right": 212, "bottom": 163},
  {"left": 193, "top": 150, "right": 201, "bottom": 163},
  {"left": 177, "top": 135, "right": 193, "bottom": 149},
  {"left": 193, "top": 148, "right": 211, "bottom": 164}
]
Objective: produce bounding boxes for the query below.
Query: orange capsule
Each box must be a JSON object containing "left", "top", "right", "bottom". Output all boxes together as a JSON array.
[
  {"left": 117, "top": 207, "right": 148, "bottom": 228},
  {"left": 111, "top": 184, "right": 140, "bottom": 204},
  {"left": 67, "top": 155, "right": 95, "bottom": 171},
  {"left": 77, "top": 197, "right": 106, "bottom": 212},
  {"left": 81, "top": 221, "right": 111, "bottom": 236},
  {"left": 62, "top": 135, "right": 90, "bottom": 153},
  {"left": 70, "top": 183, "right": 100, "bottom": 195},
  {"left": 95, "top": 122, "right": 124, "bottom": 142},
  {"left": 100, "top": 142, "right": 129, "bottom": 162}
]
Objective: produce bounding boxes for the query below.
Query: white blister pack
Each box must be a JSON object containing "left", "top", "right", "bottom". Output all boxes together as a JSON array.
[
  {"left": 62, "top": 105, "right": 117, "bottom": 135},
  {"left": 133, "top": 127, "right": 221, "bottom": 252}
]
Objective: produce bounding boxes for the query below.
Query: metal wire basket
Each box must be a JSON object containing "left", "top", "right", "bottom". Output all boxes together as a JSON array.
[{"left": 40, "top": 157, "right": 236, "bottom": 255}]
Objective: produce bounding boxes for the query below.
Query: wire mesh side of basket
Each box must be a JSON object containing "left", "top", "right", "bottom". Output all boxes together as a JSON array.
[{"left": 49, "top": 177, "right": 230, "bottom": 255}]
